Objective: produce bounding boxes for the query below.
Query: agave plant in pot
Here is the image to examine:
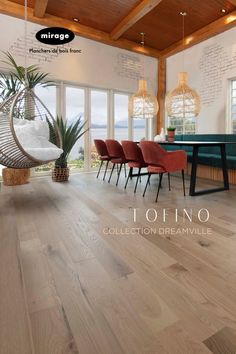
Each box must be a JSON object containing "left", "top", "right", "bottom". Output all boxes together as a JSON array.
[
  {"left": 167, "top": 126, "right": 176, "bottom": 142},
  {"left": 48, "top": 116, "right": 88, "bottom": 182}
]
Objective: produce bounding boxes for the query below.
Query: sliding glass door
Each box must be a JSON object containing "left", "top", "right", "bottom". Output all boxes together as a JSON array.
[
  {"left": 29, "top": 82, "right": 148, "bottom": 176},
  {"left": 114, "top": 93, "right": 129, "bottom": 141},
  {"left": 65, "top": 86, "right": 85, "bottom": 170},
  {"left": 34, "top": 85, "right": 57, "bottom": 174},
  {"left": 90, "top": 89, "right": 108, "bottom": 168}
]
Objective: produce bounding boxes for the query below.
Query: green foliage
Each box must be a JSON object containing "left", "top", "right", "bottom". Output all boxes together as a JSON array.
[
  {"left": 167, "top": 126, "right": 176, "bottom": 131},
  {"left": 48, "top": 116, "right": 88, "bottom": 168},
  {"left": 1, "top": 51, "right": 54, "bottom": 91},
  {"left": 0, "top": 72, "right": 22, "bottom": 100}
]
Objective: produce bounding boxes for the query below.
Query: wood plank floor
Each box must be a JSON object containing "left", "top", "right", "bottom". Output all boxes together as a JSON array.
[{"left": 1, "top": 171, "right": 236, "bottom": 354}]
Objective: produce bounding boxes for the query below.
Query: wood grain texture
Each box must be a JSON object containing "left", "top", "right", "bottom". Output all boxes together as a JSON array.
[
  {"left": 123, "top": 0, "right": 236, "bottom": 51},
  {"left": 0, "top": 195, "right": 33, "bottom": 354},
  {"left": 34, "top": 0, "right": 48, "bottom": 18},
  {"left": 157, "top": 57, "right": 166, "bottom": 134},
  {"left": 160, "top": 9, "right": 236, "bottom": 57},
  {"left": 0, "top": 0, "right": 160, "bottom": 58},
  {"left": 204, "top": 327, "right": 236, "bottom": 354},
  {"left": 7, "top": 0, "right": 236, "bottom": 55},
  {"left": 156, "top": 323, "right": 212, "bottom": 353},
  {"left": 110, "top": 0, "right": 163, "bottom": 40},
  {"left": 1, "top": 172, "right": 236, "bottom": 353}
]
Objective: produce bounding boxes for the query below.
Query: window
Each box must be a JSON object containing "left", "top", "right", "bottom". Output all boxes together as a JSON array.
[
  {"left": 34, "top": 85, "right": 57, "bottom": 173},
  {"left": 230, "top": 79, "right": 236, "bottom": 134},
  {"left": 168, "top": 115, "right": 196, "bottom": 135},
  {"left": 0, "top": 75, "right": 148, "bottom": 176},
  {"left": 133, "top": 118, "right": 146, "bottom": 141},
  {"left": 114, "top": 93, "right": 129, "bottom": 141},
  {"left": 65, "top": 86, "right": 85, "bottom": 170},
  {"left": 35, "top": 85, "right": 57, "bottom": 118},
  {"left": 90, "top": 90, "right": 108, "bottom": 168}
]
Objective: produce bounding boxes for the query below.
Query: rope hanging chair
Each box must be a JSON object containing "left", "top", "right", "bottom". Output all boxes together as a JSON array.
[
  {"left": 0, "top": 87, "right": 62, "bottom": 169},
  {"left": 0, "top": 0, "right": 62, "bottom": 170}
]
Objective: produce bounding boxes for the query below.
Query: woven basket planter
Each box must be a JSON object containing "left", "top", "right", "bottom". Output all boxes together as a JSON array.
[{"left": 52, "top": 167, "right": 70, "bottom": 182}]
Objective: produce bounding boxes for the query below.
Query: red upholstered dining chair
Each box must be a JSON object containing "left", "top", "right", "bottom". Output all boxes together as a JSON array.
[
  {"left": 140, "top": 141, "right": 187, "bottom": 202},
  {"left": 121, "top": 140, "right": 148, "bottom": 193},
  {"left": 94, "top": 139, "right": 111, "bottom": 180},
  {"left": 105, "top": 139, "right": 128, "bottom": 186}
]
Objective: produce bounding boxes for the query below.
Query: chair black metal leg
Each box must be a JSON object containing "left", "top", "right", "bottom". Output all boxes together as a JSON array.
[
  {"left": 168, "top": 173, "right": 171, "bottom": 191},
  {"left": 155, "top": 173, "right": 163, "bottom": 202},
  {"left": 103, "top": 160, "right": 109, "bottom": 181},
  {"left": 130, "top": 167, "right": 133, "bottom": 180},
  {"left": 143, "top": 173, "right": 151, "bottom": 197},
  {"left": 124, "top": 168, "right": 131, "bottom": 189},
  {"left": 159, "top": 174, "right": 163, "bottom": 188},
  {"left": 96, "top": 160, "right": 103, "bottom": 178},
  {"left": 116, "top": 164, "right": 123, "bottom": 186},
  {"left": 124, "top": 164, "right": 127, "bottom": 177},
  {"left": 182, "top": 169, "right": 186, "bottom": 196},
  {"left": 134, "top": 168, "right": 141, "bottom": 194},
  {"left": 108, "top": 163, "right": 115, "bottom": 183}
]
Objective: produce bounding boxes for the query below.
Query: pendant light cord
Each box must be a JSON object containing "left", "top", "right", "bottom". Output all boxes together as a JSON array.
[
  {"left": 24, "top": 0, "right": 28, "bottom": 87},
  {"left": 180, "top": 12, "right": 187, "bottom": 72},
  {"left": 141, "top": 32, "right": 145, "bottom": 80}
]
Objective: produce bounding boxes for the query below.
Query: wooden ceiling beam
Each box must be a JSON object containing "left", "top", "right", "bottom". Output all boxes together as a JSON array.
[
  {"left": 110, "top": 0, "right": 163, "bottom": 40},
  {"left": 160, "top": 10, "right": 236, "bottom": 58},
  {"left": 34, "top": 0, "right": 48, "bottom": 18},
  {"left": 0, "top": 0, "right": 160, "bottom": 58}
]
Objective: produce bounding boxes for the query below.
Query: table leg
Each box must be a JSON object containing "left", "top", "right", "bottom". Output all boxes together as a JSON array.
[
  {"left": 220, "top": 144, "right": 229, "bottom": 190},
  {"left": 190, "top": 144, "right": 230, "bottom": 196},
  {"left": 189, "top": 146, "right": 199, "bottom": 196}
]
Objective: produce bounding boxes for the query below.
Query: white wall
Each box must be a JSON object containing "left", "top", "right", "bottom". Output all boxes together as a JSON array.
[
  {"left": 167, "top": 27, "right": 236, "bottom": 134},
  {"left": 0, "top": 14, "right": 157, "bottom": 94}
]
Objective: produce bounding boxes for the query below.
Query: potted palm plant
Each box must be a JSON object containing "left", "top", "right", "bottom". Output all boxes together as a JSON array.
[
  {"left": 167, "top": 126, "right": 176, "bottom": 142},
  {"left": 0, "top": 52, "right": 54, "bottom": 94},
  {"left": 48, "top": 116, "right": 88, "bottom": 182}
]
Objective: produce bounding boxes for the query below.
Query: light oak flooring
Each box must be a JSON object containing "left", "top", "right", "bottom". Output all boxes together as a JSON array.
[{"left": 1, "top": 171, "right": 236, "bottom": 354}]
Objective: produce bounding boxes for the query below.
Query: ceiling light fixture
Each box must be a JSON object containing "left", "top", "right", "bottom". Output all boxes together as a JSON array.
[
  {"left": 165, "top": 12, "right": 201, "bottom": 120},
  {"left": 129, "top": 32, "right": 159, "bottom": 119},
  {"left": 221, "top": 8, "right": 226, "bottom": 13},
  {"left": 140, "top": 31, "right": 145, "bottom": 45},
  {"left": 73, "top": 18, "right": 80, "bottom": 22}
]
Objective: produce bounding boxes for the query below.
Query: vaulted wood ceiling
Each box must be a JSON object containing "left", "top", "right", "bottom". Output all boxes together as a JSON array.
[{"left": 2, "top": 0, "right": 236, "bottom": 57}]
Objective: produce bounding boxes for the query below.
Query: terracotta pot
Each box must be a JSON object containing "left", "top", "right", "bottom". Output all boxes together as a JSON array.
[
  {"left": 167, "top": 130, "right": 175, "bottom": 142},
  {"left": 2, "top": 168, "right": 30, "bottom": 186},
  {"left": 52, "top": 167, "right": 70, "bottom": 182}
]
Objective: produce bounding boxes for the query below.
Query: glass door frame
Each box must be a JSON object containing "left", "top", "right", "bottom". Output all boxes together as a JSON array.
[{"left": 32, "top": 80, "right": 151, "bottom": 175}]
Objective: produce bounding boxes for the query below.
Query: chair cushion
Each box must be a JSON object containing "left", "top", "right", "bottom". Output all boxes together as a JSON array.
[
  {"left": 128, "top": 161, "right": 148, "bottom": 168},
  {"left": 148, "top": 165, "right": 166, "bottom": 173},
  {"left": 111, "top": 157, "right": 127, "bottom": 164},
  {"left": 100, "top": 155, "right": 110, "bottom": 161}
]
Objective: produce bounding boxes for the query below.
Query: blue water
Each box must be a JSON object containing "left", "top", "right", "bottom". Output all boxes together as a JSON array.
[{"left": 70, "top": 127, "right": 146, "bottom": 159}]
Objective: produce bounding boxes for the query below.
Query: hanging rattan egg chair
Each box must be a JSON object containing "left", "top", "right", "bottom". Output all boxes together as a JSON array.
[{"left": 0, "top": 87, "right": 62, "bottom": 169}]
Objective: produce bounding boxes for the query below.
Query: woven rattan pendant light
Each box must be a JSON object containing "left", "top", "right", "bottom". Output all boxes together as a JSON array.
[
  {"left": 165, "top": 12, "right": 200, "bottom": 119},
  {"left": 0, "top": 0, "right": 62, "bottom": 169},
  {"left": 129, "top": 33, "right": 159, "bottom": 119}
]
